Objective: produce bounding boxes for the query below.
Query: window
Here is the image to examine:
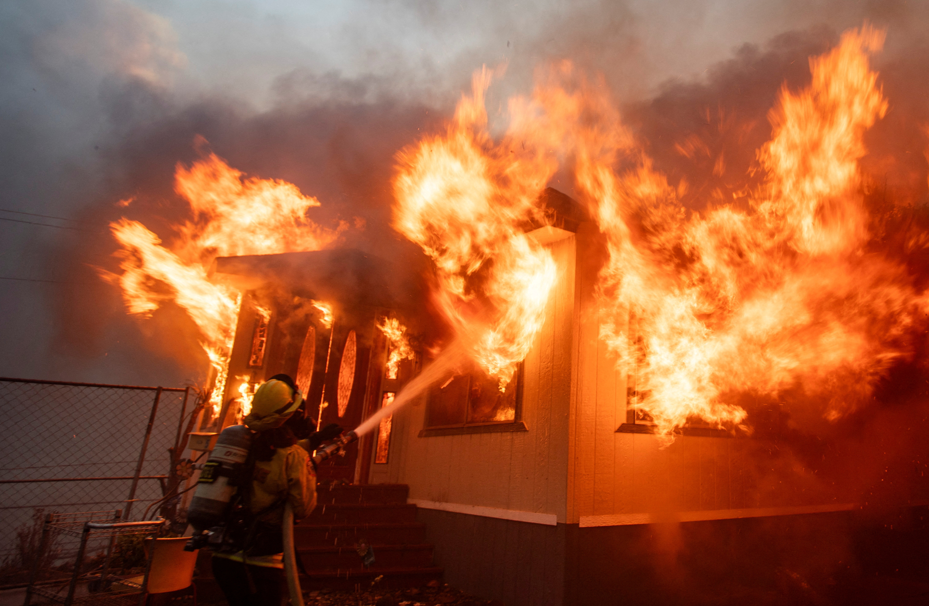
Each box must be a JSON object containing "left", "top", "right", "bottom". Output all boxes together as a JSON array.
[
  {"left": 337, "top": 330, "right": 356, "bottom": 418},
  {"left": 295, "top": 325, "right": 315, "bottom": 395},
  {"left": 375, "top": 391, "right": 394, "bottom": 464},
  {"left": 617, "top": 325, "right": 728, "bottom": 438},
  {"left": 420, "top": 361, "right": 527, "bottom": 436},
  {"left": 248, "top": 308, "right": 271, "bottom": 368}
]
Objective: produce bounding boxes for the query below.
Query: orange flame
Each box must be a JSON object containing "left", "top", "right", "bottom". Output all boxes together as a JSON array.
[
  {"left": 237, "top": 376, "right": 257, "bottom": 417},
  {"left": 396, "top": 25, "right": 928, "bottom": 438},
  {"left": 312, "top": 300, "right": 333, "bottom": 328},
  {"left": 548, "top": 24, "right": 919, "bottom": 436},
  {"left": 377, "top": 317, "right": 415, "bottom": 380},
  {"left": 393, "top": 67, "right": 558, "bottom": 387},
  {"left": 105, "top": 152, "right": 344, "bottom": 415}
]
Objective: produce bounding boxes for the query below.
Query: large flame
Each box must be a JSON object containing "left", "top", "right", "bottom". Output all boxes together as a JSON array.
[
  {"left": 105, "top": 152, "right": 344, "bottom": 414},
  {"left": 393, "top": 67, "right": 558, "bottom": 387},
  {"left": 543, "top": 25, "right": 923, "bottom": 435},
  {"left": 396, "top": 24, "right": 929, "bottom": 437}
]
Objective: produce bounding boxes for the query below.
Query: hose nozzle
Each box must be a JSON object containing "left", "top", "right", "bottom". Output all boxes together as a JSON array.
[{"left": 312, "top": 430, "right": 358, "bottom": 465}]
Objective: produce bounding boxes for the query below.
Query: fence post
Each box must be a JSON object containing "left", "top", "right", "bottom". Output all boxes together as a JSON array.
[
  {"left": 63, "top": 523, "right": 91, "bottom": 606},
  {"left": 161, "top": 386, "right": 192, "bottom": 523},
  {"left": 22, "top": 512, "right": 53, "bottom": 606},
  {"left": 173, "top": 386, "right": 190, "bottom": 455},
  {"left": 125, "top": 387, "right": 162, "bottom": 520}
]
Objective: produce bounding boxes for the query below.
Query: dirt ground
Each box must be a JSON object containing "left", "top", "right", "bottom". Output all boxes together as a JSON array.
[
  {"left": 204, "top": 581, "right": 504, "bottom": 606},
  {"left": 302, "top": 582, "right": 502, "bottom": 606}
]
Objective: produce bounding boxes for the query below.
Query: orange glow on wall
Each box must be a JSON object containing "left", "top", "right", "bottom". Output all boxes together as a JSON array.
[
  {"left": 337, "top": 330, "right": 357, "bottom": 417},
  {"left": 375, "top": 391, "right": 395, "bottom": 464}
]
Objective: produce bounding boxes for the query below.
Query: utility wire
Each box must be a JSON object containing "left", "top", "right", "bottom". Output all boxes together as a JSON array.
[
  {"left": 0, "top": 215, "right": 93, "bottom": 232},
  {"left": 0, "top": 461, "right": 140, "bottom": 472},
  {"left": 0, "top": 207, "right": 98, "bottom": 225},
  {"left": 0, "top": 276, "right": 99, "bottom": 285}
]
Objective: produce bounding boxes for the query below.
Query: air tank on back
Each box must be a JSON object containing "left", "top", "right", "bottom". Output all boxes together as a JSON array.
[{"left": 185, "top": 424, "right": 252, "bottom": 550}]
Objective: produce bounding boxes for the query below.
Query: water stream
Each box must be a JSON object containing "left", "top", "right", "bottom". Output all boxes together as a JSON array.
[{"left": 352, "top": 342, "right": 467, "bottom": 437}]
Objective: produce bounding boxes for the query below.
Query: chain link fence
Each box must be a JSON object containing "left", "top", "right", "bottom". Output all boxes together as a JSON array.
[{"left": 0, "top": 378, "right": 198, "bottom": 587}]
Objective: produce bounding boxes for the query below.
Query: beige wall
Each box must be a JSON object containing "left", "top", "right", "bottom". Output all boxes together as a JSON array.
[
  {"left": 375, "top": 221, "right": 846, "bottom": 527},
  {"left": 566, "top": 225, "right": 848, "bottom": 527},
  {"left": 374, "top": 231, "right": 577, "bottom": 524}
]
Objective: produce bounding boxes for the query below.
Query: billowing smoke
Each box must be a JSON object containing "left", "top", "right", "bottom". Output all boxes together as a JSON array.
[
  {"left": 3, "top": 0, "right": 927, "bottom": 382},
  {"left": 4, "top": 2, "right": 929, "bottom": 597}
]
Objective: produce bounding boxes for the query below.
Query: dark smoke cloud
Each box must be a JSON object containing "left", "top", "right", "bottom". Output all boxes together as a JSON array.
[
  {"left": 49, "top": 75, "right": 441, "bottom": 386},
  {"left": 0, "top": 0, "right": 187, "bottom": 384},
  {"left": 4, "top": 0, "right": 929, "bottom": 385},
  {"left": 4, "top": 3, "right": 929, "bottom": 600},
  {"left": 4, "top": 1, "right": 929, "bottom": 485},
  {"left": 0, "top": 1, "right": 446, "bottom": 385}
]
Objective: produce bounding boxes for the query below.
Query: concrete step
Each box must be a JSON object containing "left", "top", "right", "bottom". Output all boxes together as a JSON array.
[
  {"left": 294, "top": 522, "right": 427, "bottom": 547},
  {"left": 297, "top": 543, "right": 435, "bottom": 572},
  {"left": 315, "top": 483, "right": 409, "bottom": 506},
  {"left": 306, "top": 503, "right": 419, "bottom": 525}
]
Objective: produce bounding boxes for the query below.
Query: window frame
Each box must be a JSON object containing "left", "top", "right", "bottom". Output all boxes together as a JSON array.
[
  {"left": 616, "top": 322, "right": 730, "bottom": 439},
  {"left": 419, "top": 362, "right": 528, "bottom": 437}
]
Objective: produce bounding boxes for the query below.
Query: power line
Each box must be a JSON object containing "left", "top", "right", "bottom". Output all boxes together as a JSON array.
[
  {"left": 0, "top": 207, "right": 98, "bottom": 225},
  {"left": 0, "top": 216, "right": 91, "bottom": 231},
  {"left": 0, "top": 275, "right": 99, "bottom": 285}
]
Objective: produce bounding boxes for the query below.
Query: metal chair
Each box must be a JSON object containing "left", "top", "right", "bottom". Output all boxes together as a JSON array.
[{"left": 24, "top": 516, "right": 190, "bottom": 606}]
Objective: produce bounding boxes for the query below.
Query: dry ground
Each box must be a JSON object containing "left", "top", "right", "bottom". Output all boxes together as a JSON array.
[{"left": 204, "top": 581, "right": 504, "bottom": 606}]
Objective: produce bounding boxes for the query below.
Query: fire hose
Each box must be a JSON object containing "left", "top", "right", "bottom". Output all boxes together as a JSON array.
[
  {"left": 282, "top": 430, "right": 359, "bottom": 606},
  {"left": 282, "top": 501, "right": 303, "bottom": 606}
]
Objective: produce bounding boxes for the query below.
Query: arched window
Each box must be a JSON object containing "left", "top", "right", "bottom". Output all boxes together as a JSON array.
[
  {"left": 295, "top": 325, "right": 316, "bottom": 395},
  {"left": 337, "top": 330, "right": 357, "bottom": 417}
]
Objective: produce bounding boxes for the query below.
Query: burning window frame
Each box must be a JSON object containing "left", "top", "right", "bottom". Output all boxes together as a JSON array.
[
  {"left": 374, "top": 391, "right": 395, "bottom": 464},
  {"left": 616, "top": 330, "right": 734, "bottom": 439},
  {"left": 420, "top": 362, "right": 527, "bottom": 437}
]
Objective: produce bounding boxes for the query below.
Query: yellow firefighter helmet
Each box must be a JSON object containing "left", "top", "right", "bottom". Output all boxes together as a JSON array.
[{"left": 244, "top": 378, "right": 304, "bottom": 431}]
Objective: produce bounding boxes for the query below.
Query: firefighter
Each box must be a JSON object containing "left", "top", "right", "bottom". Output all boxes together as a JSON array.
[{"left": 210, "top": 374, "right": 317, "bottom": 606}]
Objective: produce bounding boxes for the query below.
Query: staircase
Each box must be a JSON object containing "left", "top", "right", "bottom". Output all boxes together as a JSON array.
[
  {"left": 195, "top": 484, "right": 442, "bottom": 598},
  {"left": 296, "top": 482, "right": 443, "bottom": 591}
]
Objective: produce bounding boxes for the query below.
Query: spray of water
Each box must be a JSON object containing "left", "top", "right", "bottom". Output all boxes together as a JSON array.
[{"left": 353, "top": 342, "right": 467, "bottom": 437}]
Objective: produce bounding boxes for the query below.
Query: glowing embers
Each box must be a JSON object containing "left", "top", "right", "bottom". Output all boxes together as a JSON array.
[
  {"left": 337, "top": 331, "right": 357, "bottom": 417},
  {"left": 375, "top": 391, "right": 395, "bottom": 464},
  {"left": 248, "top": 306, "right": 271, "bottom": 368},
  {"left": 296, "top": 325, "right": 316, "bottom": 396}
]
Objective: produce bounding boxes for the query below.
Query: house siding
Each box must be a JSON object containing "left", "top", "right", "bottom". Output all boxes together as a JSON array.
[{"left": 379, "top": 232, "right": 576, "bottom": 523}]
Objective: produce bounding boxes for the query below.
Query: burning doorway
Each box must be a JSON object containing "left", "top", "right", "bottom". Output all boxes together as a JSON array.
[{"left": 209, "top": 248, "right": 422, "bottom": 482}]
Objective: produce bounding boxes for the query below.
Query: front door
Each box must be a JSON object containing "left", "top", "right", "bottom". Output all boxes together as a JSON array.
[{"left": 313, "top": 324, "right": 371, "bottom": 483}]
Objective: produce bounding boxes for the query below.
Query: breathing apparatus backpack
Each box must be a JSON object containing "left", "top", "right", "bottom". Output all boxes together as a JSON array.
[
  {"left": 185, "top": 424, "right": 254, "bottom": 551},
  {"left": 185, "top": 423, "right": 296, "bottom": 555}
]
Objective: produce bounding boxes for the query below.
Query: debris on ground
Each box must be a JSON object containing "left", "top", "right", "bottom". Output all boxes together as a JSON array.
[
  {"left": 201, "top": 582, "right": 502, "bottom": 606},
  {"left": 300, "top": 582, "right": 503, "bottom": 606}
]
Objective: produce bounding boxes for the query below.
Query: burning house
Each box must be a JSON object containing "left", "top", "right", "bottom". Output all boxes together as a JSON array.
[{"left": 105, "top": 23, "right": 929, "bottom": 606}]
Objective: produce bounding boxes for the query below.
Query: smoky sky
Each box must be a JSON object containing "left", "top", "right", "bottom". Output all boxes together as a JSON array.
[
  {"left": 4, "top": 4, "right": 929, "bottom": 595},
  {"left": 1, "top": 0, "right": 928, "bottom": 391}
]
